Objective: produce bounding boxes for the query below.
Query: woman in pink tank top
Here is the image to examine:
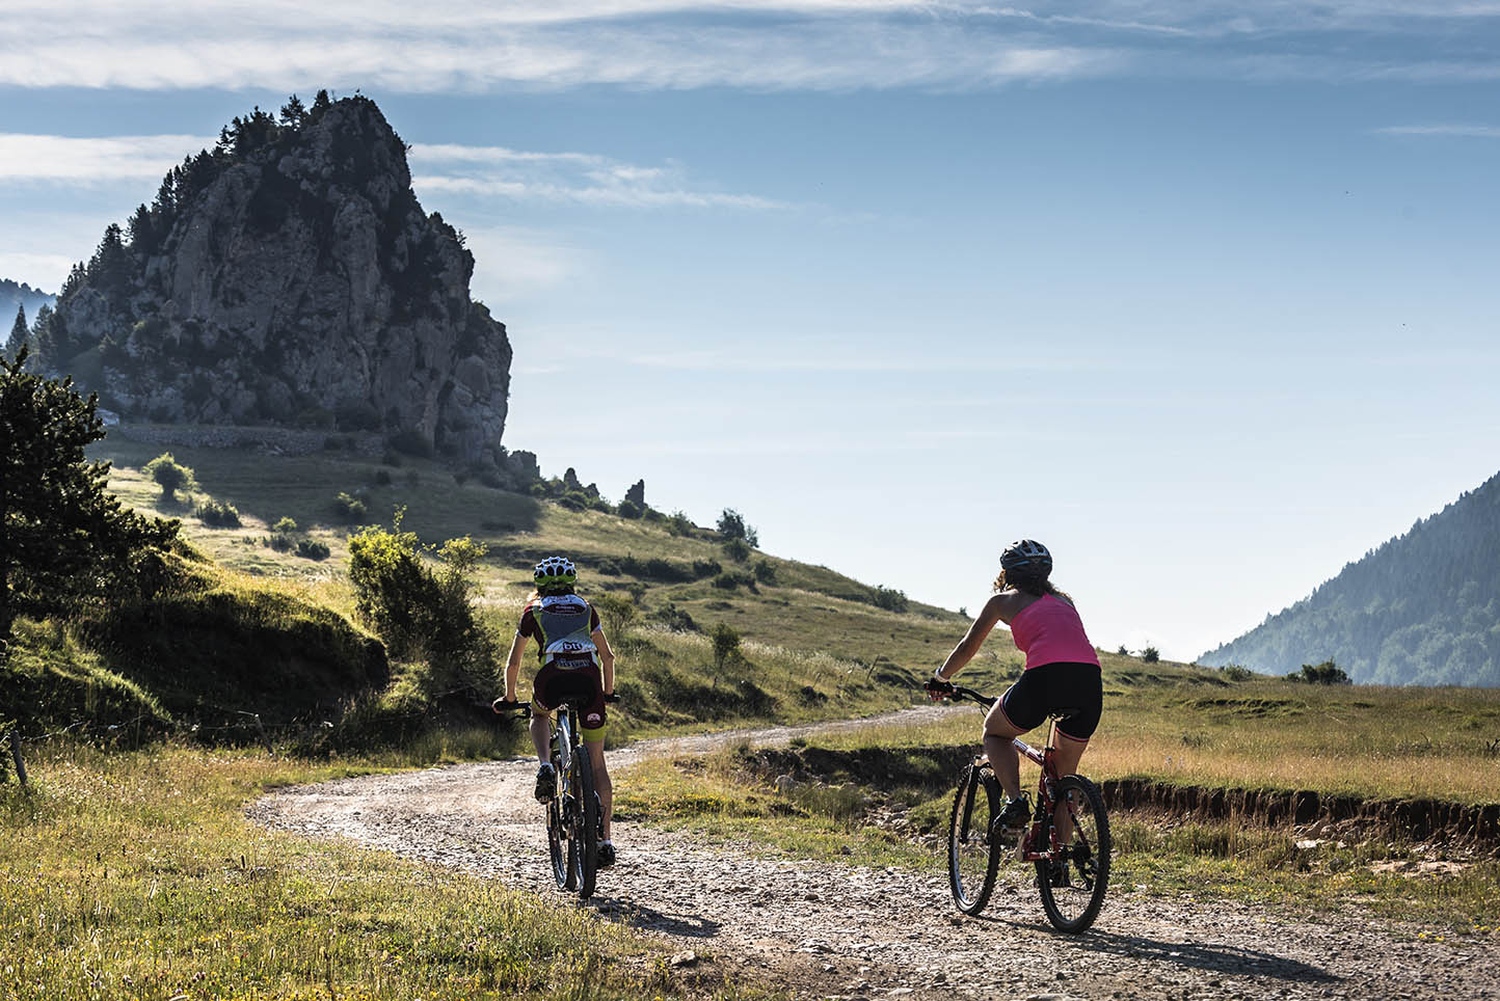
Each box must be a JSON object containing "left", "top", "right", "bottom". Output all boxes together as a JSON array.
[{"left": 927, "top": 539, "right": 1103, "bottom": 829}]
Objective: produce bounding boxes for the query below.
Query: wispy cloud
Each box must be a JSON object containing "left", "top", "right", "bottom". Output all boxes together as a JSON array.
[
  {"left": 0, "top": 134, "right": 214, "bottom": 182},
  {"left": 411, "top": 143, "right": 787, "bottom": 210},
  {"left": 7, "top": 1, "right": 1492, "bottom": 93},
  {"left": 1374, "top": 123, "right": 1500, "bottom": 138}
]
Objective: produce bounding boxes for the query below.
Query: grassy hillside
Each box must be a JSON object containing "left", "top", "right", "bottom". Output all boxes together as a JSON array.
[{"left": 80, "top": 432, "right": 1003, "bottom": 743}]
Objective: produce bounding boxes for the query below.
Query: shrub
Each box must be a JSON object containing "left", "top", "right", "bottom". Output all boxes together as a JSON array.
[
  {"left": 617, "top": 499, "right": 643, "bottom": 519},
  {"left": 143, "top": 452, "right": 196, "bottom": 501},
  {"left": 195, "top": 498, "right": 241, "bottom": 528},
  {"left": 716, "top": 508, "right": 759, "bottom": 547},
  {"left": 752, "top": 558, "right": 778, "bottom": 585},
  {"left": 592, "top": 592, "right": 636, "bottom": 639},
  {"left": 272, "top": 516, "right": 298, "bottom": 533},
  {"left": 711, "top": 622, "right": 741, "bottom": 671},
  {"left": 1142, "top": 646, "right": 1160, "bottom": 664},
  {"left": 333, "top": 491, "right": 367, "bottom": 522},
  {"left": 723, "top": 537, "right": 752, "bottom": 563},
  {"left": 871, "top": 585, "right": 908, "bottom": 613},
  {"left": 297, "top": 539, "right": 331, "bottom": 561},
  {"left": 346, "top": 510, "right": 497, "bottom": 698},
  {"left": 666, "top": 510, "right": 695, "bottom": 536},
  {"left": 651, "top": 604, "right": 698, "bottom": 633},
  {"left": 1291, "top": 659, "right": 1350, "bottom": 685}
]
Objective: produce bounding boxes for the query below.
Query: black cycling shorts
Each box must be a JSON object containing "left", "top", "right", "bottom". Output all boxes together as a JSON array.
[
  {"left": 533, "top": 661, "right": 607, "bottom": 736},
  {"left": 999, "top": 661, "right": 1103, "bottom": 742}
]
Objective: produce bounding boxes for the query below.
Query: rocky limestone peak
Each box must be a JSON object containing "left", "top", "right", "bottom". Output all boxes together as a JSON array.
[{"left": 38, "top": 93, "right": 512, "bottom": 471}]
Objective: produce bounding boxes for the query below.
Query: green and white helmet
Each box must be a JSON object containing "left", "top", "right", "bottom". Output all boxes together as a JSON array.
[{"left": 533, "top": 556, "right": 577, "bottom": 592}]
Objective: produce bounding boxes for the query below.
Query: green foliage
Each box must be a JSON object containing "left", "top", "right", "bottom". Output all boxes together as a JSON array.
[
  {"left": 272, "top": 516, "right": 297, "bottom": 533},
  {"left": 650, "top": 603, "right": 698, "bottom": 633},
  {"left": 333, "top": 490, "right": 367, "bottom": 522},
  {"left": 296, "top": 539, "right": 330, "bottom": 561},
  {"left": 717, "top": 507, "right": 760, "bottom": 547},
  {"left": 347, "top": 511, "right": 497, "bottom": 700},
  {"left": 1142, "top": 645, "right": 1161, "bottom": 664},
  {"left": 752, "top": 558, "right": 778, "bottom": 585},
  {"left": 0, "top": 350, "right": 179, "bottom": 644},
  {"left": 712, "top": 622, "right": 742, "bottom": 671},
  {"left": 4, "top": 304, "right": 26, "bottom": 359},
  {"left": 723, "top": 536, "right": 752, "bottom": 562},
  {"left": 665, "top": 509, "right": 695, "bottom": 536},
  {"left": 591, "top": 592, "right": 636, "bottom": 639},
  {"left": 143, "top": 451, "right": 196, "bottom": 501},
  {"left": 194, "top": 498, "right": 241, "bottom": 528},
  {"left": 871, "top": 585, "right": 908, "bottom": 613},
  {"left": 1289, "top": 659, "right": 1351, "bottom": 685}
]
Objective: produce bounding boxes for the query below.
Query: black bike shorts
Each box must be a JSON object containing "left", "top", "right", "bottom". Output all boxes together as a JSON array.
[
  {"left": 533, "top": 661, "right": 607, "bottom": 737},
  {"left": 999, "top": 661, "right": 1103, "bottom": 742}
]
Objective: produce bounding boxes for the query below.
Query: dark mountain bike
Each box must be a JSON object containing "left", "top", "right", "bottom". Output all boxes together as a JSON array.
[
  {"left": 493, "top": 694, "right": 615, "bottom": 901},
  {"left": 936, "top": 682, "right": 1111, "bottom": 933}
]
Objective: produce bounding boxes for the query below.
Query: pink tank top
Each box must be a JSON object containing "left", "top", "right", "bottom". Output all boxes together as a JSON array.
[{"left": 1010, "top": 593, "right": 1100, "bottom": 670}]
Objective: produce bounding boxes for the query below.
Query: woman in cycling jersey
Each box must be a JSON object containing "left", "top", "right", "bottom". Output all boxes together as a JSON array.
[
  {"left": 929, "top": 539, "right": 1103, "bottom": 831},
  {"left": 503, "top": 556, "right": 619, "bottom": 867}
]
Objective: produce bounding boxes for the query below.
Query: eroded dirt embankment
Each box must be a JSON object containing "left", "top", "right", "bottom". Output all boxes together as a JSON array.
[{"left": 738, "top": 744, "right": 1500, "bottom": 853}]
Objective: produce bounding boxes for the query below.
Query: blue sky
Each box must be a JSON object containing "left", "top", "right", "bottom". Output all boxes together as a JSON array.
[{"left": 2, "top": 2, "right": 1498, "bottom": 663}]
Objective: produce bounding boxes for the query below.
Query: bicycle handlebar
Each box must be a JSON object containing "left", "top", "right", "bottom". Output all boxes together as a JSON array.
[
  {"left": 492, "top": 698, "right": 532, "bottom": 718},
  {"left": 924, "top": 678, "right": 998, "bottom": 709}
]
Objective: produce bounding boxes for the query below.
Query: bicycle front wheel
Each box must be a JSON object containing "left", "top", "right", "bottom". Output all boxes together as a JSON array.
[
  {"left": 948, "top": 760, "right": 1001, "bottom": 915},
  {"left": 1036, "top": 774, "right": 1111, "bottom": 933},
  {"left": 571, "top": 747, "right": 600, "bottom": 900},
  {"left": 546, "top": 793, "right": 568, "bottom": 888}
]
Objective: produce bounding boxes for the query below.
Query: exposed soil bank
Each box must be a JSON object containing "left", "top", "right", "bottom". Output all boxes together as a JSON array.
[{"left": 739, "top": 745, "right": 1500, "bottom": 852}]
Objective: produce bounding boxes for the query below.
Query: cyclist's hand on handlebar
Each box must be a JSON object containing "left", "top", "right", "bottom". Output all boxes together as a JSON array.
[{"left": 924, "top": 675, "right": 954, "bottom": 700}]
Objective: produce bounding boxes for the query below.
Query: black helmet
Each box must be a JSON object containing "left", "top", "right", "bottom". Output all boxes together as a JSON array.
[{"left": 1000, "top": 539, "right": 1052, "bottom": 579}]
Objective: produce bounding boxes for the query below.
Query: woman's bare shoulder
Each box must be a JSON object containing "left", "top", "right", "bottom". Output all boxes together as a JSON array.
[{"left": 984, "top": 589, "right": 1036, "bottom": 623}]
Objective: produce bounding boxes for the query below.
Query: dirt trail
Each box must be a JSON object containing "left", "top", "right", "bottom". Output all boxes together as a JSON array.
[{"left": 249, "top": 708, "right": 1499, "bottom": 1001}]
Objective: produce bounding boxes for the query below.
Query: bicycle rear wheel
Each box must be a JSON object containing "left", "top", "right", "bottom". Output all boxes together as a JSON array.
[
  {"left": 572, "top": 747, "right": 600, "bottom": 900},
  {"left": 1036, "top": 774, "right": 1111, "bottom": 933},
  {"left": 948, "top": 760, "right": 1001, "bottom": 915}
]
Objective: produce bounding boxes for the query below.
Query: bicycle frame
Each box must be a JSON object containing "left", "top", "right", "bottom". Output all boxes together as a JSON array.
[{"left": 1011, "top": 727, "right": 1065, "bottom": 863}]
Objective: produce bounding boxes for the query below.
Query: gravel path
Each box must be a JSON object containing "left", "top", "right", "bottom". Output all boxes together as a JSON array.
[{"left": 249, "top": 710, "right": 1499, "bottom": 1001}]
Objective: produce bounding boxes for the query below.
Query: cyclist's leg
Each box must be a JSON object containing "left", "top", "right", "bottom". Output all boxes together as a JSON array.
[
  {"left": 982, "top": 698, "right": 1028, "bottom": 801},
  {"left": 986, "top": 673, "right": 1047, "bottom": 800},
  {"left": 583, "top": 734, "right": 611, "bottom": 839},
  {"left": 530, "top": 666, "right": 560, "bottom": 763},
  {"left": 579, "top": 671, "right": 612, "bottom": 840}
]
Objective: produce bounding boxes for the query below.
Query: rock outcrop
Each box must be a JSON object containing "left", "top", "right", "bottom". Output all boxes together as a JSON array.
[{"left": 39, "top": 93, "right": 512, "bottom": 471}]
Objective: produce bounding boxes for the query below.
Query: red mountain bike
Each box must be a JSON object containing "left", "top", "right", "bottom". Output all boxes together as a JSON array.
[{"left": 935, "top": 682, "right": 1111, "bottom": 933}]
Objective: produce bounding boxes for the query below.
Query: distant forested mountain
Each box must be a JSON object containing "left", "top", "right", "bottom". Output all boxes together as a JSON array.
[
  {"left": 2, "top": 279, "right": 54, "bottom": 332},
  {"left": 1200, "top": 471, "right": 1500, "bottom": 687}
]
